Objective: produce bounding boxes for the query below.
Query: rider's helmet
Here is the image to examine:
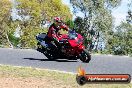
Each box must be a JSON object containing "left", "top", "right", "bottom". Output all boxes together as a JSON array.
[
  {"left": 53, "top": 17, "right": 69, "bottom": 31},
  {"left": 54, "top": 17, "right": 64, "bottom": 29},
  {"left": 54, "top": 17, "right": 62, "bottom": 24},
  {"left": 53, "top": 17, "right": 62, "bottom": 28}
]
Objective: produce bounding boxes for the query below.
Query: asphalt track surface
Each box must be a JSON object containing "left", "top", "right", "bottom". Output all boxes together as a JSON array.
[{"left": 0, "top": 48, "right": 132, "bottom": 76}]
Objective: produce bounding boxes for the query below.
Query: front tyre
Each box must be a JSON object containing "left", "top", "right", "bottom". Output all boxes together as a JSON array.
[{"left": 79, "top": 49, "right": 91, "bottom": 63}]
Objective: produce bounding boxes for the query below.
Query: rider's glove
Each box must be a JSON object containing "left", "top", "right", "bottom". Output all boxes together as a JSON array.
[{"left": 53, "top": 37, "right": 59, "bottom": 43}]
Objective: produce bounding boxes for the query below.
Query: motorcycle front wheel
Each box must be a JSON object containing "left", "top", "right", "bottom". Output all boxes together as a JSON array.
[{"left": 79, "top": 49, "right": 91, "bottom": 63}]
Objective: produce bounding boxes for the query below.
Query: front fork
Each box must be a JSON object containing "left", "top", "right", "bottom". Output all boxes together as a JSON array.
[{"left": 77, "top": 44, "right": 89, "bottom": 57}]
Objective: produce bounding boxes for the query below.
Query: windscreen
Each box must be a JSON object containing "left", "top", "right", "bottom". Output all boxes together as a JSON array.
[{"left": 68, "top": 30, "right": 77, "bottom": 40}]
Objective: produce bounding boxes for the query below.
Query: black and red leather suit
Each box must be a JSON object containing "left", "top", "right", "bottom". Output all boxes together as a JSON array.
[{"left": 45, "top": 22, "right": 68, "bottom": 48}]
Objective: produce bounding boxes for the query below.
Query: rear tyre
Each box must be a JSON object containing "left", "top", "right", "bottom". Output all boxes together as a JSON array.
[
  {"left": 46, "top": 52, "right": 56, "bottom": 60},
  {"left": 36, "top": 41, "right": 58, "bottom": 61},
  {"left": 79, "top": 49, "right": 91, "bottom": 63},
  {"left": 44, "top": 48, "right": 57, "bottom": 60},
  {"left": 36, "top": 42, "right": 43, "bottom": 53}
]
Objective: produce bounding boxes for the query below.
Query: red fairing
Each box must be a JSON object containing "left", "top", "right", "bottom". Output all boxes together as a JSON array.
[
  {"left": 78, "top": 34, "right": 83, "bottom": 40},
  {"left": 78, "top": 44, "right": 85, "bottom": 50},
  {"left": 68, "top": 34, "right": 85, "bottom": 49},
  {"left": 77, "top": 34, "right": 85, "bottom": 51},
  {"left": 58, "top": 34, "right": 68, "bottom": 40},
  {"left": 57, "top": 30, "right": 86, "bottom": 55},
  {"left": 68, "top": 39, "right": 78, "bottom": 47}
]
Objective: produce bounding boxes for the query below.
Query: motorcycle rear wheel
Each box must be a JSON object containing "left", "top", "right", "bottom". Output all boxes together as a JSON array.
[
  {"left": 36, "top": 43, "right": 56, "bottom": 60},
  {"left": 79, "top": 49, "right": 91, "bottom": 63},
  {"left": 36, "top": 42, "right": 44, "bottom": 53},
  {"left": 42, "top": 47, "right": 56, "bottom": 60}
]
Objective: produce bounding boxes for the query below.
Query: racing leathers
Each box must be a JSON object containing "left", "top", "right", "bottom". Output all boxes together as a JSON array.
[{"left": 46, "top": 23, "right": 69, "bottom": 49}]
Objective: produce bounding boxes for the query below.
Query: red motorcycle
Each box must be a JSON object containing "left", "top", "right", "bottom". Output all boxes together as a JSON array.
[{"left": 36, "top": 30, "right": 91, "bottom": 63}]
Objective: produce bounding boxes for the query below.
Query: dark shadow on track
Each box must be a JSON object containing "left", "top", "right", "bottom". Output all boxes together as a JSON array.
[{"left": 23, "top": 58, "right": 78, "bottom": 62}]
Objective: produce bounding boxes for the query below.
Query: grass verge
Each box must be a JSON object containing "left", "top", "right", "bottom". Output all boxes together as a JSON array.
[{"left": 0, "top": 65, "right": 131, "bottom": 88}]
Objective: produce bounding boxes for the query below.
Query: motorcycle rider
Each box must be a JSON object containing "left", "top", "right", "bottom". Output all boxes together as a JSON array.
[{"left": 45, "top": 17, "right": 69, "bottom": 49}]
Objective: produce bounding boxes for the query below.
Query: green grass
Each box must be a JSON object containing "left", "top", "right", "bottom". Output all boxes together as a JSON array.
[
  {"left": 0, "top": 65, "right": 75, "bottom": 83},
  {"left": 0, "top": 65, "right": 132, "bottom": 88}
]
